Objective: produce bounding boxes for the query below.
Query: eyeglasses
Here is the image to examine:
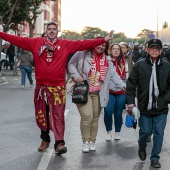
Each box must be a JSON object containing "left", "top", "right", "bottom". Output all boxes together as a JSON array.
[
  {"left": 149, "top": 47, "right": 160, "bottom": 51},
  {"left": 112, "top": 48, "right": 120, "bottom": 51}
]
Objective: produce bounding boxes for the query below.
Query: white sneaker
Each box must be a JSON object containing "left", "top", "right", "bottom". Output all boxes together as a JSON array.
[
  {"left": 30, "top": 84, "right": 34, "bottom": 88},
  {"left": 114, "top": 132, "right": 120, "bottom": 140},
  {"left": 89, "top": 141, "right": 96, "bottom": 151},
  {"left": 106, "top": 131, "right": 112, "bottom": 141},
  {"left": 82, "top": 142, "right": 89, "bottom": 153},
  {"left": 21, "top": 85, "right": 25, "bottom": 88}
]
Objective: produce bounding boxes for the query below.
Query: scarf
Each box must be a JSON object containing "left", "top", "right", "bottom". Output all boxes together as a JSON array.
[
  {"left": 88, "top": 52, "right": 108, "bottom": 92},
  {"left": 39, "top": 38, "right": 58, "bottom": 62},
  {"left": 148, "top": 59, "right": 160, "bottom": 110},
  {"left": 113, "top": 57, "right": 126, "bottom": 80}
]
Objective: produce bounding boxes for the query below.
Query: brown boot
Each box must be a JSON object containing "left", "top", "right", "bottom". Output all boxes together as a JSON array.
[
  {"left": 38, "top": 140, "right": 50, "bottom": 151},
  {"left": 55, "top": 143, "right": 67, "bottom": 155}
]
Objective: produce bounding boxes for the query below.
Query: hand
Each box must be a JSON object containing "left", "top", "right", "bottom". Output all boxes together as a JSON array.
[
  {"left": 68, "top": 78, "right": 73, "bottom": 83},
  {"left": 76, "top": 77, "right": 83, "bottom": 83},
  {"left": 127, "top": 104, "right": 135, "bottom": 114},
  {"left": 105, "top": 30, "right": 114, "bottom": 42},
  {"left": 122, "top": 86, "right": 126, "bottom": 92}
]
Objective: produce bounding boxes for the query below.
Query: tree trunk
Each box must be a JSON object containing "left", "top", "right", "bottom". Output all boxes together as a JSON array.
[{"left": 29, "top": 24, "right": 35, "bottom": 38}]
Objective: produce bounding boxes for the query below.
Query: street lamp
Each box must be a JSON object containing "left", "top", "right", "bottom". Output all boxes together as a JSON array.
[{"left": 156, "top": 0, "right": 159, "bottom": 38}]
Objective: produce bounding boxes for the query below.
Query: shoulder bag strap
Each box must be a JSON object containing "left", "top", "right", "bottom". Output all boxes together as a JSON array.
[{"left": 81, "top": 52, "right": 87, "bottom": 78}]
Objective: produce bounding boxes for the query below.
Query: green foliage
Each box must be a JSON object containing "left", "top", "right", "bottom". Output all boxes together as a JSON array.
[
  {"left": 81, "top": 26, "right": 104, "bottom": 39},
  {"left": 137, "top": 29, "right": 154, "bottom": 39},
  {"left": 60, "top": 30, "right": 83, "bottom": 40},
  {"left": 60, "top": 27, "right": 149, "bottom": 47},
  {"left": 0, "top": 0, "right": 44, "bottom": 32}
]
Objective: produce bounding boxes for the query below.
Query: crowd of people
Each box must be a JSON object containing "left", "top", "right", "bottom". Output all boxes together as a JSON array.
[
  {"left": 68, "top": 39, "right": 170, "bottom": 169},
  {"left": 0, "top": 23, "right": 170, "bottom": 169}
]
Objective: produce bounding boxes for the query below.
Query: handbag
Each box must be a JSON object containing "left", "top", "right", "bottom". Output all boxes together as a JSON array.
[
  {"left": 72, "top": 53, "right": 89, "bottom": 104},
  {"left": 66, "top": 77, "right": 76, "bottom": 95},
  {"left": 125, "top": 114, "right": 135, "bottom": 128},
  {"left": 72, "top": 80, "right": 89, "bottom": 103}
]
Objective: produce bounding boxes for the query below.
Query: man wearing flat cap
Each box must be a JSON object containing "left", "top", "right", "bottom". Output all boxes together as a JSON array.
[{"left": 126, "top": 39, "right": 170, "bottom": 168}]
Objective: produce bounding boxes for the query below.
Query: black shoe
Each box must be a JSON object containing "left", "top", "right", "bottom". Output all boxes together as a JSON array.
[
  {"left": 151, "top": 160, "right": 161, "bottom": 168},
  {"left": 54, "top": 140, "right": 67, "bottom": 155},
  {"left": 54, "top": 143, "right": 67, "bottom": 155},
  {"left": 138, "top": 148, "right": 146, "bottom": 161}
]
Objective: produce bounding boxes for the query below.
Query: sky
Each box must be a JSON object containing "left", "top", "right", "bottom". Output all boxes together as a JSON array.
[{"left": 61, "top": 0, "right": 170, "bottom": 38}]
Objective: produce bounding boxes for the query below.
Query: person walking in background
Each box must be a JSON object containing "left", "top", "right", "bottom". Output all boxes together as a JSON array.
[
  {"left": 119, "top": 42, "right": 134, "bottom": 63},
  {"left": 104, "top": 43, "right": 133, "bottom": 141},
  {"left": 68, "top": 40, "right": 125, "bottom": 153},
  {"left": 141, "top": 41, "right": 149, "bottom": 59},
  {"left": 0, "top": 22, "right": 114, "bottom": 155},
  {"left": 18, "top": 49, "right": 34, "bottom": 88},
  {"left": 6, "top": 42, "right": 15, "bottom": 70},
  {"left": 2, "top": 42, "right": 10, "bottom": 69},
  {"left": 126, "top": 39, "right": 170, "bottom": 168},
  {"left": 132, "top": 44, "right": 142, "bottom": 63}
]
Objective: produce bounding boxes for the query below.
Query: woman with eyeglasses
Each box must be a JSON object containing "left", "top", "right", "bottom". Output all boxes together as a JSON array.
[
  {"left": 104, "top": 43, "right": 133, "bottom": 141},
  {"left": 68, "top": 40, "right": 125, "bottom": 153}
]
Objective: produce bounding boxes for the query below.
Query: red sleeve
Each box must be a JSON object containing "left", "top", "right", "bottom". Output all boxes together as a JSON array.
[
  {"left": 65, "top": 38, "right": 106, "bottom": 54},
  {"left": 0, "top": 32, "right": 37, "bottom": 52}
]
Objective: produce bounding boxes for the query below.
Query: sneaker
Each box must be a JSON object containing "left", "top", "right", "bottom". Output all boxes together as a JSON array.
[
  {"left": 106, "top": 131, "right": 112, "bottom": 141},
  {"left": 55, "top": 143, "right": 67, "bottom": 155},
  {"left": 30, "top": 84, "right": 34, "bottom": 88},
  {"left": 38, "top": 140, "right": 50, "bottom": 151},
  {"left": 82, "top": 141, "right": 89, "bottom": 153},
  {"left": 89, "top": 141, "right": 96, "bottom": 151},
  {"left": 114, "top": 132, "right": 120, "bottom": 140},
  {"left": 21, "top": 85, "right": 25, "bottom": 88},
  {"left": 151, "top": 160, "right": 161, "bottom": 168},
  {"left": 138, "top": 148, "right": 146, "bottom": 161}
]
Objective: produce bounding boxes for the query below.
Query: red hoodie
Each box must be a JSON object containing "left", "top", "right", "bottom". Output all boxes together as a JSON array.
[{"left": 0, "top": 32, "right": 105, "bottom": 86}]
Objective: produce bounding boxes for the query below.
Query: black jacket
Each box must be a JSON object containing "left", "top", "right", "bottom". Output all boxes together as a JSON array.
[{"left": 126, "top": 55, "right": 170, "bottom": 114}]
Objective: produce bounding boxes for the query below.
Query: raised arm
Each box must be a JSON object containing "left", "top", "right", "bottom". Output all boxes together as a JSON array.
[
  {"left": 0, "top": 32, "right": 35, "bottom": 52},
  {"left": 65, "top": 30, "right": 114, "bottom": 54}
]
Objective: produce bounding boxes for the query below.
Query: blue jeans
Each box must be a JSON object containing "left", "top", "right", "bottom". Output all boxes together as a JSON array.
[
  {"left": 104, "top": 93, "right": 126, "bottom": 132},
  {"left": 138, "top": 113, "right": 167, "bottom": 160},
  {"left": 20, "top": 65, "right": 33, "bottom": 86}
]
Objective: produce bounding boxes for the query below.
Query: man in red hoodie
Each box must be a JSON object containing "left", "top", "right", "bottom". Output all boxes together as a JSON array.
[{"left": 0, "top": 22, "right": 114, "bottom": 154}]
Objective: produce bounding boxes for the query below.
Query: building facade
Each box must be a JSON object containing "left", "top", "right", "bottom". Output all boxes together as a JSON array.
[
  {"left": 19, "top": 0, "right": 61, "bottom": 37},
  {"left": 158, "top": 27, "right": 170, "bottom": 45}
]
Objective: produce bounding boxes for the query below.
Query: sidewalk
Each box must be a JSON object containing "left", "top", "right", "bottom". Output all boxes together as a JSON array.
[
  {"left": 0, "top": 68, "right": 21, "bottom": 84},
  {"left": 0, "top": 68, "right": 35, "bottom": 85}
]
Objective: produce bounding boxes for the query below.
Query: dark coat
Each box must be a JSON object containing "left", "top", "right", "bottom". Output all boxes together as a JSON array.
[{"left": 126, "top": 55, "right": 170, "bottom": 114}]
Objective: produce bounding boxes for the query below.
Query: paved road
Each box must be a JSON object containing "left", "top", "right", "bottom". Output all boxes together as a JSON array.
[{"left": 0, "top": 69, "right": 170, "bottom": 170}]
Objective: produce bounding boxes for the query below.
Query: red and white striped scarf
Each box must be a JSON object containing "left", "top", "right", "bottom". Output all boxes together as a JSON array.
[
  {"left": 88, "top": 52, "right": 108, "bottom": 92},
  {"left": 39, "top": 38, "right": 57, "bottom": 63}
]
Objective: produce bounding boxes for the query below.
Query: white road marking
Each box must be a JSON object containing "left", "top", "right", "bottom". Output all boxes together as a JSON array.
[
  {"left": 64, "top": 109, "right": 69, "bottom": 118},
  {"left": 0, "top": 82, "right": 8, "bottom": 85},
  {"left": 37, "top": 109, "right": 69, "bottom": 170},
  {"left": 37, "top": 149, "right": 53, "bottom": 170}
]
